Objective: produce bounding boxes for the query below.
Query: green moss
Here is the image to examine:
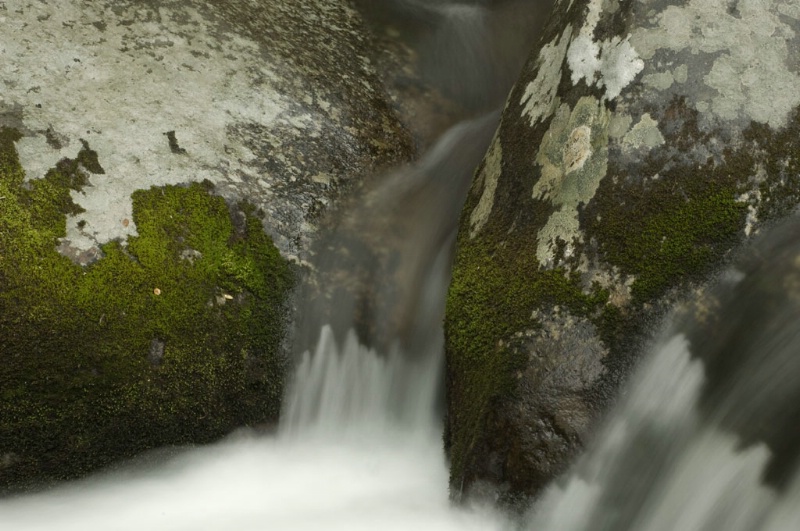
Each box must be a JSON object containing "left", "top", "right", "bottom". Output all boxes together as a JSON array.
[
  {"left": 587, "top": 175, "right": 747, "bottom": 303},
  {"left": 584, "top": 99, "right": 754, "bottom": 304},
  {"left": 750, "top": 108, "right": 800, "bottom": 219},
  {"left": 0, "top": 129, "right": 293, "bottom": 492},
  {"left": 444, "top": 228, "right": 607, "bottom": 491}
]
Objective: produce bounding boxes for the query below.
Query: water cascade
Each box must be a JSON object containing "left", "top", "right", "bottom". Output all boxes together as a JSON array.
[{"left": 3, "top": 1, "right": 800, "bottom": 530}]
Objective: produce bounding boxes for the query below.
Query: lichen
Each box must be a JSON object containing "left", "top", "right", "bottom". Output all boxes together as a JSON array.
[
  {"left": 565, "top": 0, "right": 643, "bottom": 101},
  {"left": 533, "top": 96, "right": 610, "bottom": 266},
  {"left": 622, "top": 113, "right": 665, "bottom": 151},
  {"left": 0, "top": 128, "right": 294, "bottom": 492},
  {"left": 629, "top": 0, "right": 800, "bottom": 129},
  {"left": 520, "top": 26, "right": 573, "bottom": 127}
]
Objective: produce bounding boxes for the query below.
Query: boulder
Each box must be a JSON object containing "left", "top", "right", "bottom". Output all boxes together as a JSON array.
[
  {"left": 445, "top": 0, "right": 800, "bottom": 504},
  {"left": 0, "top": 0, "right": 414, "bottom": 492}
]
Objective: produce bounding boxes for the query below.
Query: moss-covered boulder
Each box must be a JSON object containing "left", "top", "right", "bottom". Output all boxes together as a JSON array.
[
  {"left": 0, "top": 130, "right": 293, "bottom": 491},
  {"left": 445, "top": 0, "right": 800, "bottom": 503},
  {"left": 0, "top": 0, "right": 416, "bottom": 492}
]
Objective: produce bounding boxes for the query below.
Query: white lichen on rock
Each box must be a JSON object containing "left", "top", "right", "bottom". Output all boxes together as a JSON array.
[
  {"left": 608, "top": 112, "right": 634, "bottom": 140},
  {"left": 533, "top": 96, "right": 610, "bottom": 266},
  {"left": 2, "top": 2, "right": 289, "bottom": 252},
  {"left": 630, "top": 0, "right": 800, "bottom": 129},
  {"left": 642, "top": 64, "right": 689, "bottom": 91},
  {"left": 521, "top": 27, "right": 573, "bottom": 127},
  {"left": 623, "top": 113, "right": 665, "bottom": 151},
  {"left": 566, "top": 0, "right": 644, "bottom": 101},
  {"left": 0, "top": 0, "right": 404, "bottom": 259},
  {"left": 469, "top": 134, "right": 503, "bottom": 238}
]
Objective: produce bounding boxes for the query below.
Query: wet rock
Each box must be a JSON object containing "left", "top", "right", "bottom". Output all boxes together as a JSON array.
[{"left": 445, "top": 0, "right": 800, "bottom": 504}]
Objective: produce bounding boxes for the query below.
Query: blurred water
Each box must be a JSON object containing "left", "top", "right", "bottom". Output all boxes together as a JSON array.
[{"left": 0, "top": 423, "right": 508, "bottom": 531}]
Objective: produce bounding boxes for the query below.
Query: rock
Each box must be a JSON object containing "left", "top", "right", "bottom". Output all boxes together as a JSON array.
[
  {"left": 0, "top": 0, "right": 414, "bottom": 261},
  {"left": 445, "top": 0, "right": 800, "bottom": 504},
  {"left": 0, "top": 0, "right": 414, "bottom": 493}
]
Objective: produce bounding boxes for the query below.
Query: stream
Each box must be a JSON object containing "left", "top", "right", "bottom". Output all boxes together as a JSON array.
[{"left": 2, "top": 1, "right": 800, "bottom": 530}]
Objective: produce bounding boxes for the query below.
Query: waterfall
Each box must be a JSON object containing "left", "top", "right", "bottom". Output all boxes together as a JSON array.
[
  {"left": 6, "top": 1, "right": 800, "bottom": 530},
  {"left": 0, "top": 113, "right": 508, "bottom": 531},
  {"left": 282, "top": 113, "right": 498, "bottom": 439}
]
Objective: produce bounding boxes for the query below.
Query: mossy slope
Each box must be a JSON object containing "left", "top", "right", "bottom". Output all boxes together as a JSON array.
[{"left": 0, "top": 128, "right": 293, "bottom": 493}]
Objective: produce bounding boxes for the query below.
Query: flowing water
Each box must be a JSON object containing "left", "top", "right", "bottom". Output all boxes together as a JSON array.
[
  {"left": 0, "top": 107, "right": 508, "bottom": 531},
  {"left": 4, "top": 1, "right": 800, "bottom": 530}
]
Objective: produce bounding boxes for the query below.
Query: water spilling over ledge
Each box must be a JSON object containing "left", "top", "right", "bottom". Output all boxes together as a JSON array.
[{"left": 4, "top": 0, "right": 800, "bottom": 529}]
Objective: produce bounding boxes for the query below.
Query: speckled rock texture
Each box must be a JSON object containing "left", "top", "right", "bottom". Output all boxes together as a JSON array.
[
  {"left": 0, "top": 0, "right": 414, "bottom": 262},
  {"left": 0, "top": 0, "right": 415, "bottom": 493},
  {"left": 444, "top": 0, "right": 800, "bottom": 505}
]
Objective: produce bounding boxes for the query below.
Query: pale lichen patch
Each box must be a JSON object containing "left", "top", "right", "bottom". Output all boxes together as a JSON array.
[
  {"left": 469, "top": 134, "right": 503, "bottom": 239},
  {"left": 597, "top": 36, "right": 645, "bottom": 100},
  {"left": 533, "top": 97, "right": 610, "bottom": 266},
  {"left": 565, "top": 0, "right": 643, "bottom": 101},
  {"left": 608, "top": 112, "right": 633, "bottom": 140},
  {"left": 642, "top": 70, "right": 675, "bottom": 91},
  {"left": 521, "top": 27, "right": 573, "bottom": 127},
  {"left": 622, "top": 113, "right": 665, "bottom": 151},
  {"left": 673, "top": 64, "right": 689, "bottom": 84},
  {"left": 630, "top": 0, "right": 800, "bottom": 129}
]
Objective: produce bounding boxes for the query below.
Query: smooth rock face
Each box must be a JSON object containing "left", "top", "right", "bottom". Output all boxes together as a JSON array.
[
  {"left": 0, "top": 0, "right": 415, "bottom": 492},
  {"left": 0, "top": 0, "right": 414, "bottom": 262},
  {"left": 445, "top": 0, "right": 800, "bottom": 503}
]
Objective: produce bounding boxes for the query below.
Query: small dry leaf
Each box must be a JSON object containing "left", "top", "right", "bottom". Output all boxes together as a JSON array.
[{"left": 122, "top": 218, "right": 130, "bottom": 227}]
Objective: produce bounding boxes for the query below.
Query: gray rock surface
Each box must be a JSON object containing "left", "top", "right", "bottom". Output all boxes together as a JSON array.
[{"left": 0, "top": 0, "right": 415, "bottom": 263}]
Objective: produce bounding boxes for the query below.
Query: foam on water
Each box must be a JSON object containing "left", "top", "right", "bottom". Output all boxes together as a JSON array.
[{"left": 0, "top": 417, "right": 507, "bottom": 531}]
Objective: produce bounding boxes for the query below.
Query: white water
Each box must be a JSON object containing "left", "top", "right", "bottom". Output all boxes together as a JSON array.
[
  {"left": 0, "top": 325, "right": 506, "bottom": 530},
  {"left": 0, "top": 425, "right": 504, "bottom": 531}
]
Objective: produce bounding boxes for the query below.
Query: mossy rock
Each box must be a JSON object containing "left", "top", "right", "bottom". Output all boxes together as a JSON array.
[
  {"left": 445, "top": 0, "right": 800, "bottom": 504},
  {"left": 0, "top": 129, "right": 293, "bottom": 493}
]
